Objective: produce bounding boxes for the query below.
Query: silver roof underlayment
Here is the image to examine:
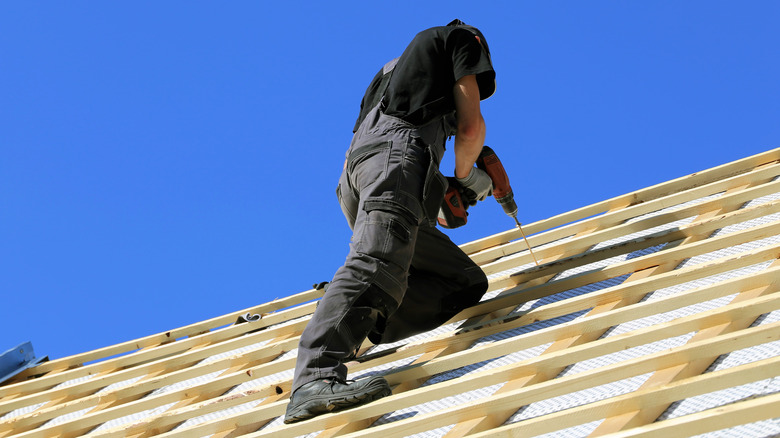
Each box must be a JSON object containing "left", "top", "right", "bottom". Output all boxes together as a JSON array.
[{"left": 1, "top": 147, "right": 779, "bottom": 437}]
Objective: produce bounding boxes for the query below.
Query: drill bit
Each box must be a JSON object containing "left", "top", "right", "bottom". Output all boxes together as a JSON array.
[
  {"left": 513, "top": 217, "right": 539, "bottom": 266},
  {"left": 474, "top": 146, "right": 539, "bottom": 266}
]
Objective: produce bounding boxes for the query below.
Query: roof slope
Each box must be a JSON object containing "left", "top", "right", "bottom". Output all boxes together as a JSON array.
[{"left": 2, "top": 147, "right": 779, "bottom": 437}]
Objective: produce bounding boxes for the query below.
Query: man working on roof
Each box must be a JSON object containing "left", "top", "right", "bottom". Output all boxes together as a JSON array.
[{"left": 285, "top": 19, "right": 497, "bottom": 423}]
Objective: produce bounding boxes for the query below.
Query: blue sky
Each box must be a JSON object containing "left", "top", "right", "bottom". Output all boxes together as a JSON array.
[{"left": 1, "top": 1, "right": 778, "bottom": 362}]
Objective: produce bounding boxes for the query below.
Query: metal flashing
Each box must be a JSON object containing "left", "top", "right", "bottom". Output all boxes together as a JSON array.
[{"left": 0, "top": 342, "right": 46, "bottom": 386}]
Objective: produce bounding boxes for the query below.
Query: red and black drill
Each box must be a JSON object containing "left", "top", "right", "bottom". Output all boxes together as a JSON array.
[{"left": 438, "top": 146, "right": 539, "bottom": 265}]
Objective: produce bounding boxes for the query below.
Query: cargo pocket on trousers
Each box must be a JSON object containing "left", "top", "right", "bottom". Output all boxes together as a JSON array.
[
  {"left": 359, "top": 199, "right": 418, "bottom": 274},
  {"left": 421, "top": 158, "right": 448, "bottom": 226}
]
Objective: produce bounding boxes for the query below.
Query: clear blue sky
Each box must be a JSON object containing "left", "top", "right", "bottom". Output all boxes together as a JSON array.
[{"left": 2, "top": 1, "right": 778, "bottom": 362}]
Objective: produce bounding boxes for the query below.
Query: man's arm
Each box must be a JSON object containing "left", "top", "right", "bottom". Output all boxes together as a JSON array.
[{"left": 453, "top": 74, "right": 486, "bottom": 179}]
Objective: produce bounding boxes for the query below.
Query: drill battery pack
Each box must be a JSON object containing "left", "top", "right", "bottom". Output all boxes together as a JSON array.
[{"left": 437, "top": 177, "right": 470, "bottom": 229}]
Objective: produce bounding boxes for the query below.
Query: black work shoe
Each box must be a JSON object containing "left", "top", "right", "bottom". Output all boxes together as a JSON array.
[{"left": 284, "top": 376, "right": 392, "bottom": 424}]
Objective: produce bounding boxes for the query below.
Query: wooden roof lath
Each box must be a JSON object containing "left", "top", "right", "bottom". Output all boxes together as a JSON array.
[{"left": 1, "top": 147, "right": 779, "bottom": 437}]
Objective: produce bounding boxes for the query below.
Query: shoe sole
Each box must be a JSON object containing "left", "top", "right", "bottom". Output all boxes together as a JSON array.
[{"left": 284, "top": 378, "right": 392, "bottom": 424}]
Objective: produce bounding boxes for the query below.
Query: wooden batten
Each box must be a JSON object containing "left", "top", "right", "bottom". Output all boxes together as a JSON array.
[{"left": 2, "top": 147, "right": 778, "bottom": 438}]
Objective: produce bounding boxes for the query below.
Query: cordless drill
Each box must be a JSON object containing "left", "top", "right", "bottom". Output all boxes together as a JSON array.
[
  {"left": 476, "top": 146, "right": 519, "bottom": 223},
  {"left": 438, "top": 145, "right": 517, "bottom": 228},
  {"left": 438, "top": 146, "right": 539, "bottom": 265}
]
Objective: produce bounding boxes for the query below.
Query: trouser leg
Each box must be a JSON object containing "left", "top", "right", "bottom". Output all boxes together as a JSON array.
[
  {"left": 376, "top": 223, "right": 489, "bottom": 343},
  {"left": 292, "top": 282, "right": 391, "bottom": 392},
  {"left": 292, "top": 139, "right": 423, "bottom": 393}
]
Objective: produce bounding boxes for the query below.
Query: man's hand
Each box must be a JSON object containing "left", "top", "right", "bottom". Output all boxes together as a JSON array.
[{"left": 457, "top": 167, "right": 493, "bottom": 205}]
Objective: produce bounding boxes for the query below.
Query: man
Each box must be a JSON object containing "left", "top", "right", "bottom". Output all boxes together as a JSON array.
[{"left": 284, "top": 19, "right": 497, "bottom": 424}]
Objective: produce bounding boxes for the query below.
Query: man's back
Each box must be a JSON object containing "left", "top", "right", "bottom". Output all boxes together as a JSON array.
[{"left": 354, "top": 23, "right": 495, "bottom": 131}]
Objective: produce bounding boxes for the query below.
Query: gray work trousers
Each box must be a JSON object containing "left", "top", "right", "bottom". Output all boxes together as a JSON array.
[{"left": 292, "top": 110, "right": 488, "bottom": 393}]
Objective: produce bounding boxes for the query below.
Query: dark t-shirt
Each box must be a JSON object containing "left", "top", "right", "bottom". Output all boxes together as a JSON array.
[{"left": 353, "top": 25, "right": 495, "bottom": 132}]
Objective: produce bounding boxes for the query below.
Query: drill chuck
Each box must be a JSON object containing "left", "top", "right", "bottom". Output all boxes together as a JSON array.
[{"left": 495, "top": 190, "right": 518, "bottom": 218}]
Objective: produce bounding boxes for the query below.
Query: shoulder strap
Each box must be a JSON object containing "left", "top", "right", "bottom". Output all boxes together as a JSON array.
[{"left": 352, "top": 57, "right": 399, "bottom": 133}]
